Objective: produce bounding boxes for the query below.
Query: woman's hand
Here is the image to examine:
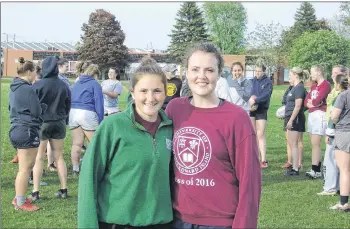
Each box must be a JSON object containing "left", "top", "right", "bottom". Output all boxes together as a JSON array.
[{"left": 286, "top": 120, "right": 293, "bottom": 130}]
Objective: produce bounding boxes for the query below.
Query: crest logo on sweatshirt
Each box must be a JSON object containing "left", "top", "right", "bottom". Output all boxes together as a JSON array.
[
  {"left": 311, "top": 90, "right": 319, "bottom": 100},
  {"left": 167, "top": 83, "right": 177, "bottom": 96},
  {"left": 173, "top": 127, "right": 212, "bottom": 175}
]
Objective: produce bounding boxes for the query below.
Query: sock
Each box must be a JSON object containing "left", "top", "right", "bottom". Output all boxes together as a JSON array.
[
  {"left": 73, "top": 165, "right": 80, "bottom": 172},
  {"left": 311, "top": 164, "right": 318, "bottom": 172},
  {"left": 60, "top": 188, "right": 67, "bottom": 194},
  {"left": 316, "top": 162, "right": 322, "bottom": 172},
  {"left": 340, "top": 195, "right": 349, "bottom": 205},
  {"left": 16, "top": 196, "right": 26, "bottom": 206}
]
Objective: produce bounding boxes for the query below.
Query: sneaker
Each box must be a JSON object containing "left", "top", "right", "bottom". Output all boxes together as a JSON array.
[
  {"left": 317, "top": 191, "right": 338, "bottom": 196},
  {"left": 54, "top": 190, "right": 67, "bottom": 199},
  {"left": 284, "top": 168, "right": 299, "bottom": 176},
  {"left": 306, "top": 170, "right": 322, "bottom": 179},
  {"left": 281, "top": 162, "right": 292, "bottom": 169},
  {"left": 12, "top": 197, "right": 32, "bottom": 205},
  {"left": 31, "top": 191, "right": 40, "bottom": 202},
  {"left": 261, "top": 161, "right": 268, "bottom": 168},
  {"left": 11, "top": 155, "right": 19, "bottom": 163},
  {"left": 14, "top": 202, "right": 40, "bottom": 211},
  {"left": 72, "top": 170, "right": 80, "bottom": 176},
  {"left": 47, "top": 163, "right": 57, "bottom": 172},
  {"left": 330, "top": 203, "right": 350, "bottom": 212}
]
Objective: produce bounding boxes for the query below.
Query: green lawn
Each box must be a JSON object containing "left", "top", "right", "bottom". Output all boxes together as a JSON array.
[{"left": 1, "top": 80, "right": 349, "bottom": 228}]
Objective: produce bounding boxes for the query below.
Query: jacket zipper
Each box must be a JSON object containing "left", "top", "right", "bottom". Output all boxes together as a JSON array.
[{"left": 152, "top": 138, "right": 158, "bottom": 153}]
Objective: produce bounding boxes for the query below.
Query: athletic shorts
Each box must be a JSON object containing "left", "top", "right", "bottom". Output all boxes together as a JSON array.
[
  {"left": 104, "top": 106, "right": 119, "bottom": 116},
  {"left": 308, "top": 110, "right": 327, "bottom": 136},
  {"left": 39, "top": 119, "right": 66, "bottom": 140},
  {"left": 250, "top": 108, "right": 268, "bottom": 120},
  {"left": 284, "top": 114, "right": 305, "bottom": 132},
  {"left": 334, "top": 131, "right": 350, "bottom": 153},
  {"left": 69, "top": 108, "right": 99, "bottom": 131},
  {"left": 9, "top": 125, "right": 40, "bottom": 149}
]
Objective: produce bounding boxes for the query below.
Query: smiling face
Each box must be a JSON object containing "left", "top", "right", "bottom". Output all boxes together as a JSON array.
[
  {"left": 232, "top": 64, "right": 243, "bottom": 79},
  {"left": 108, "top": 68, "right": 117, "bottom": 80},
  {"left": 131, "top": 74, "right": 166, "bottom": 122},
  {"left": 186, "top": 50, "right": 219, "bottom": 97}
]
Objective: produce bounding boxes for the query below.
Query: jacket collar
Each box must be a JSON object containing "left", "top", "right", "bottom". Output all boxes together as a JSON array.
[{"left": 125, "top": 101, "right": 172, "bottom": 131}]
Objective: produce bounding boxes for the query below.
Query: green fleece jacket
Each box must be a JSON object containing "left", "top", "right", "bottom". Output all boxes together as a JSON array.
[{"left": 78, "top": 103, "right": 174, "bottom": 228}]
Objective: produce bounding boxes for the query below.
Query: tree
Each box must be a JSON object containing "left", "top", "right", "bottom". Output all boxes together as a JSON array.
[
  {"left": 329, "top": 2, "right": 350, "bottom": 38},
  {"left": 288, "top": 30, "right": 350, "bottom": 80},
  {"left": 77, "top": 9, "right": 129, "bottom": 78},
  {"left": 246, "top": 21, "right": 285, "bottom": 75},
  {"left": 203, "top": 2, "right": 247, "bottom": 54},
  {"left": 280, "top": 2, "right": 329, "bottom": 57},
  {"left": 294, "top": 2, "right": 318, "bottom": 33},
  {"left": 167, "top": 2, "right": 209, "bottom": 63}
]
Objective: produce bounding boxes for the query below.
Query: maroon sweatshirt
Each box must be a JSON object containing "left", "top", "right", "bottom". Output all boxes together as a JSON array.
[
  {"left": 165, "top": 97, "right": 261, "bottom": 229},
  {"left": 304, "top": 80, "right": 331, "bottom": 113}
]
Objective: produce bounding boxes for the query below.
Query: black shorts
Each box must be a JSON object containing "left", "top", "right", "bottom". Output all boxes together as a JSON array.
[
  {"left": 250, "top": 109, "right": 268, "bottom": 120},
  {"left": 9, "top": 125, "right": 40, "bottom": 149},
  {"left": 284, "top": 114, "right": 306, "bottom": 132},
  {"left": 39, "top": 119, "right": 66, "bottom": 140}
]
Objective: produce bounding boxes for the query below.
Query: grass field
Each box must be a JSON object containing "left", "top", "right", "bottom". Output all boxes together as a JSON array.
[{"left": 1, "top": 79, "right": 349, "bottom": 228}]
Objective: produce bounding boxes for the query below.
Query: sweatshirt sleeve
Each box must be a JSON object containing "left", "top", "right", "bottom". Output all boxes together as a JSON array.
[
  {"left": 215, "top": 78, "right": 233, "bottom": 103},
  {"left": 65, "top": 87, "right": 71, "bottom": 116},
  {"left": 312, "top": 82, "right": 331, "bottom": 106},
  {"left": 232, "top": 79, "right": 252, "bottom": 102},
  {"left": 78, "top": 120, "right": 118, "bottom": 229},
  {"left": 27, "top": 88, "right": 43, "bottom": 118},
  {"left": 230, "top": 113, "right": 261, "bottom": 229},
  {"left": 93, "top": 82, "right": 104, "bottom": 123},
  {"left": 255, "top": 80, "right": 273, "bottom": 104}
]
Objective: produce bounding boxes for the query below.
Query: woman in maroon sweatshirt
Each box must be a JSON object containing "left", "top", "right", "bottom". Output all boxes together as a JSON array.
[
  {"left": 166, "top": 42, "right": 262, "bottom": 229},
  {"left": 304, "top": 65, "right": 331, "bottom": 179}
]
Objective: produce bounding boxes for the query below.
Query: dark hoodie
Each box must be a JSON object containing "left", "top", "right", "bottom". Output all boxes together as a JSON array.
[
  {"left": 250, "top": 74, "right": 273, "bottom": 110},
  {"left": 9, "top": 78, "right": 46, "bottom": 129},
  {"left": 32, "top": 56, "right": 71, "bottom": 122}
]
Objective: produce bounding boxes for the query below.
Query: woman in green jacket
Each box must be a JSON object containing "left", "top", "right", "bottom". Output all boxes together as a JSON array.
[{"left": 78, "top": 57, "right": 173, "bottom": 229}]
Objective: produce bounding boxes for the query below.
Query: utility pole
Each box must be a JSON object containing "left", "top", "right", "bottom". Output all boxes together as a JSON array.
[
  {"left": 2, "top": 33, "right": 9, "bottom": 76},
  {"left": 12, "top": 34, "right": 16, "bottom": 48}
]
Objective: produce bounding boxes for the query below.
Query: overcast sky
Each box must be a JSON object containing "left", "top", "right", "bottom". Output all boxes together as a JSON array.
[{"left": 1, "top": 2, "right": 341, "bottom": 50}]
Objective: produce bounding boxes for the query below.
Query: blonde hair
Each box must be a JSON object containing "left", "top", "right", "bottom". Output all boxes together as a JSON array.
[
  {"left": 75, "top": 61, "right": 100, "bottom": 78},
  {"left": 311, "top": 65, "right": 325, "bottom": 78},
  {"left": 290, "top": 67, "right": 310, "bottom": 82}
]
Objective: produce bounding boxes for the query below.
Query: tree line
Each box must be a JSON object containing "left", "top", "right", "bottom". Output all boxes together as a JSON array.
[{"left": 77, "top": 2, "right": 350, "bottom": 80}]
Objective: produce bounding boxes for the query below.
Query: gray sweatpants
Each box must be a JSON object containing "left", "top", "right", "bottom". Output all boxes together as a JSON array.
[{"left": 322, "top": 137, "right": 339, "bottom": 192}]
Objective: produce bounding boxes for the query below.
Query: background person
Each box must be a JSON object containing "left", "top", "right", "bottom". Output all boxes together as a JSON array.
[
  {"left": 330, "top": 74, "right": 350, "bottom": 211},
  {"left": 249, "top": 64, "right": 273, "bottom": 168},
  {"left": 162, "top": 64, "right": 182, "bottom": 110},
  {"left": 101, "top": 67, "right": 123, "bottom": 115},
  {"left": 69, "top": 61, "right": 104, "bottom": 175},
  {"left": 9, "top": 59, "right": 46, "bottom": 211},
  {"left": 304, "top": 65, "right": 331, "bottom": 179},
  {"left": 31, "top": 56, "right": 71, "bottom": 201}
]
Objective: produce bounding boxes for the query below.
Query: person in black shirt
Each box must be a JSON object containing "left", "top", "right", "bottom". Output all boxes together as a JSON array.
[
  {"left": 162, "top": 64, "right": 182, "bottom": 110},
  {"left": 284, "top": 67, "right": 309, "bottom": 176}
]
